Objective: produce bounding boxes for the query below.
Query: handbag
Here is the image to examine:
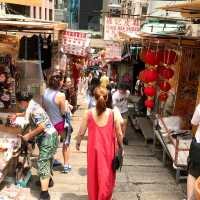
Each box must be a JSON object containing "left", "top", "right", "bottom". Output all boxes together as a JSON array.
[
  {"left": 189, "top": 138, "right": 200, "bottom": 164},
  {"left": 112, "top": 111, "right": 123, "bottom": 172}
]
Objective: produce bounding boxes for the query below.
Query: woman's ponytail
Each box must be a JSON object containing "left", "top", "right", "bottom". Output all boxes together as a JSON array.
[{"left": 94, "top": 87, "right": 108, "bottom": 115}]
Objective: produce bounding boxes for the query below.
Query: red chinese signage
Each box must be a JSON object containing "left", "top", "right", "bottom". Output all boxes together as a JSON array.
[
  {"left": 104, "top": 17, "right": 140, "bottom": 41},
  {"left": 62, "top": 30, "right": 90, "bottom": 57}
]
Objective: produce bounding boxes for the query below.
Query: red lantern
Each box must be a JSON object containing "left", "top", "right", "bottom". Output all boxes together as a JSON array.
[
  {"left": 164, "top": 50, "right": 177, "bottom": 65},
  {"left": 139, "top": 69, "right": 158, "bottom": 83},
  {"left": 144, "top": 86, "right": 156, "bottom": 97},
  {"left": 145, "top": 99, "right": 154, "bottom": 109},
  {"left": 140, "top": 50, "right": 146, "bottom": 62},
  {"left": 161, "top": 67, "right": 174, "bottom": 80},
  {"left": 156, "top": 50, "right": 164, "bottom": 64},
  {"left": 159, "top": 92, "right": 168, "bottom": 101},
  {"left": 157, "top": 65, "right": 166, "bottom": 75},
  {"left": 144, "top": 50, "right": 163, "bottom": 66},
  {"left": 159, "top": 81, "right": 171, "bottom": 92}
]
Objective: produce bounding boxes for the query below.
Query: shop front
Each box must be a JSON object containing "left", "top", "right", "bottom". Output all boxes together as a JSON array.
[
  {"left": 0, "top": 19, "right": 67, "bottom": 197},
  {"left": 129, "top": 32, "right": 200, "bottom": 182}
]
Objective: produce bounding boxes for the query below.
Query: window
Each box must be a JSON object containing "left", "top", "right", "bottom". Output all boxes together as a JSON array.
[
  {"left": 128, "top": 9, "right": 131, "bottom": 16},
  {"left": 33, "top": 6, "right": 36, "bottom": 18},
  {"left": 45, "top": 8, "right": 47, "bottom": 20},
  {"left": 142, "top": 6, "right": 147, "bottom": 15},
  {"left": 49, "top": 9, "right": 53, "bottom": 21},
  {"left": 39, "top": 7, "right": 42, "bottom": 19},
  {"left": 55, "top": 0, "right": 58, "bottom": 9},
  {"left": 6, "top": 3, "right": 30, "bottom": 17}
]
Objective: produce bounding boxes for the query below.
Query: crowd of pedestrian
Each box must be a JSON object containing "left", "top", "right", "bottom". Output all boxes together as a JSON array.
[{"left": 7, "top": 69, "right": 143, "bottom": 200}]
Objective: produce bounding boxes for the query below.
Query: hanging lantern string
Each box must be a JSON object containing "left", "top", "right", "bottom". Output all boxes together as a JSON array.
[
  {"left": 174, "top": 46, "right": 179, "bottom": 64},
  {"left": 166, "top": 49, "right": 171, "bottom": 66},
  {"left": 147, "top": 40, "right": 151, "bottom": 54},
  {"left": 136, "top": 43, "right": 138, "bottom": 60},
  {"left": 155, "top": 40, "right": 159, "bottom": 57},
  {"left": 141, "top": 38, "right": 144, "bottom": 55},
  {"left": 163, "top": 45, "right": 167, "bottom": 64}
]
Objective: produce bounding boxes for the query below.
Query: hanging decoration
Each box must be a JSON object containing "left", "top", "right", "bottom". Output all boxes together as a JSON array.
[
  {"left": 139, "top": 69, "right": 158, "bottom": 83},
  {"left": 163, "top": 50, "right": 177, "bottom": 65},
  {"left": 144, "top": 86, "right": 156, "bottom": 97},
  {"left": 159, "top": 92, "right": 168, "bottom": 102},
  {"left": 144, "top": 49, "right": 163, "bottom": 66},
  {"left": 159, "top": 81, "right": 171, "bottom": 92},
  {"left": 145, "top": 99, "right": 155, "bottom": 109},
  {"left": 157, "top": 65, "right": 174, "bottom": 80},
  {"left": 139, "top": 45, "right": 178, "bottom": 111}
]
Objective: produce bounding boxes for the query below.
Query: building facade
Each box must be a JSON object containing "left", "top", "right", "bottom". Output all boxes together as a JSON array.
[
  {"left": 147, "top": 0, "right": 186, "bottom": 18},
  {"left": 79, "top": 0, "right": 103, "bottom": 31},
  {"left": 54, "top": 0, "right": 68, "bottom": 22},
  {"left": 1, "top": 0, "right": 55, "bottom": 21},
  {"left": 121, "top": 0, "right": 148, "bottom": 16}
]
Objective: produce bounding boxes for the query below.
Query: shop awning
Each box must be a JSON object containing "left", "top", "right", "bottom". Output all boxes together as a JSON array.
[
  {"left": 0, "top": 20, "right": 67, "bottom": 31},
  {"left": 0, "top": 0, "right": 42, "bottom": 6},
  {"left": 158, "top": 0, "right": 200, "bottom": 18}
]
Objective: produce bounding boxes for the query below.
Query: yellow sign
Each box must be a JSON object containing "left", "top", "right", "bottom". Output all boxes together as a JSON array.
[{"left": 0, "top": 0, "right": 42, "bottom": 6}]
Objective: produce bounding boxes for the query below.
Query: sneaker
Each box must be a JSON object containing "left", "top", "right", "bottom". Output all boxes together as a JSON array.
[
  {"left": 63, "top": 165, "right": 72, "bottom": 173},
  {"left": 53, "top": 159, "right": 62, "bottom": 167},
  {"left": 39, "top": 191, "right": 50, "bottom": 200}
]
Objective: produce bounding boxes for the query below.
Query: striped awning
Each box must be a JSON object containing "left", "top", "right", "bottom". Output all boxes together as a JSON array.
[{"left": 0, "top": 0, "right": 42, "bottom": 6}]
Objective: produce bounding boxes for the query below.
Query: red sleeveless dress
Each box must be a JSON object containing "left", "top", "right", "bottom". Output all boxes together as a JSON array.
[{"left": 87, "top": 110, "right": 116, "bottom": 200}]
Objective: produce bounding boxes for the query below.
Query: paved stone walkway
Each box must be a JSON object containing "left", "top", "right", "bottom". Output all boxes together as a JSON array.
[{"left": 29, "top": 94, "right": 186, "bottom": 200}]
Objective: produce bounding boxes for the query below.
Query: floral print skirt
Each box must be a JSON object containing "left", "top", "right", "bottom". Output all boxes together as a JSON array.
[{"left": 37, "top": 132, "right": 58, "bottom": 179}]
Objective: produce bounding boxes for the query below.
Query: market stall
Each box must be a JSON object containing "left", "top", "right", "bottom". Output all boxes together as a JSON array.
[
  {"left": 0, "top": 18, "right": 67, "bottom": 189},
  {"left": 132, "top": 33, "right": 200, "bottom": 182}
]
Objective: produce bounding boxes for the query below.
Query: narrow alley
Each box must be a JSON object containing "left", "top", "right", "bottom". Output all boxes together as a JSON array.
[{"left": 27, "top": 94, "right": 186, "bottom": 200}]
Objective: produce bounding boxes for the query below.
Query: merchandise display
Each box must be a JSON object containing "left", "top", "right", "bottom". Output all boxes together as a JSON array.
[
  {"left": 0, "top": 34, "right": 18, "bottom": 110},
  {"left": 0, "top": 130, "right": 21, "bottom": 183},
  {"left": 0, "top": 185, "right": 30, "bottom": 200}
]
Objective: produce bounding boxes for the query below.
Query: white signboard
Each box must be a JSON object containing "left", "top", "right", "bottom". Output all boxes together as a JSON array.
[
  {"left": 105, "top": 42, "right": 122, "bottom": 62},
  {"left": 104, "top": 17, "right": 140, "bottom": 41},
  {"left": 62, "top": 30, "right": 90, "bottom": 57}
]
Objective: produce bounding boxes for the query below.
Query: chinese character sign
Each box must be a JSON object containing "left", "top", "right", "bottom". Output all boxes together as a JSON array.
[
  {"left": 62, "top": 30, "right": 90, "bottom": 57},
  {"left": 104, "top": 17, "right": 140, "bottom": 41},
  {"left": 105, "top": 42, "right": 122, "bottom": 62}
]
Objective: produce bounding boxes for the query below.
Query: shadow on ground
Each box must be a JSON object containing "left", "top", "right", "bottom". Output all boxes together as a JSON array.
[
  {"left": 78, "top": 167, "right": 87, "bottom": 176},
  {"left": 60, "top": 193, "right": 88, "bottom": 200}
]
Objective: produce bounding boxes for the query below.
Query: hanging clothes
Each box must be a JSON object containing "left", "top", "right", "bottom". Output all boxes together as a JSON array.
[
  {"left": 18, "top": 34, "right": 52, "bottom": 68},
  {"left": 41, "top": 35, "right": 52, "bottom": 70},
  {"left": 19, "top": 35, "right": 40, "bottom": 60},
  {"left": 18, "top": 36, "right": 27, "bottom": 59}
]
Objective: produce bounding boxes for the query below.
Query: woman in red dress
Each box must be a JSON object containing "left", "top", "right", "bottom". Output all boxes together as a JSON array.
[{"left": 76, "top": 87, "right": 123, "bottom": 200}]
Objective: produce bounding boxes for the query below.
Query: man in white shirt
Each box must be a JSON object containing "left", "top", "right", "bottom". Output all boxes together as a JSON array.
[{"left": 112, "top": 82, "right": 130, "bottom": 145}]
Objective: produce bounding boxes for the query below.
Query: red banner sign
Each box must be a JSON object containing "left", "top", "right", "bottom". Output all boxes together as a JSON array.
[{"left": 62, "top": 30, "right": 90, "bottom": 57}]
